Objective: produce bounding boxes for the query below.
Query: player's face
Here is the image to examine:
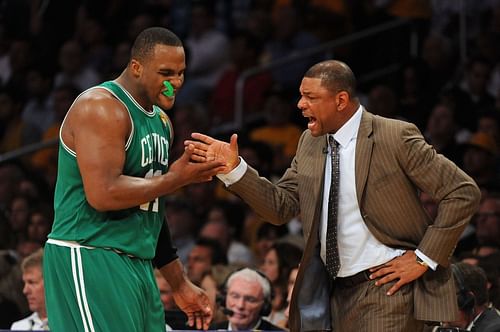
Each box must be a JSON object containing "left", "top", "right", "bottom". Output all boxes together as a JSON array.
[{"left": 142, "top": 44, "right": 185, "bottom": 110}]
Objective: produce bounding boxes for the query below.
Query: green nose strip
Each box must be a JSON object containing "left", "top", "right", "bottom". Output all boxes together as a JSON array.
[{"left": 163, "top": 81, "right": 174, "bottom": 97}]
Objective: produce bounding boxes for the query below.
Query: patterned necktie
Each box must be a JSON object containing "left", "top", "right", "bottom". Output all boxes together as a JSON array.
[{"left": 326, "top": 135, "right": 341, "bottom": 278}]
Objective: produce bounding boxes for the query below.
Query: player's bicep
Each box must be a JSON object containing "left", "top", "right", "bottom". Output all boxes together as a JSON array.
[{"left": 72, "top": 97, "right": 130, "bottom": 208}]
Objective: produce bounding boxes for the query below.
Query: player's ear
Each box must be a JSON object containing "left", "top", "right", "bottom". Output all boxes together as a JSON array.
[{"left": 130, "top": 59, "right": 143, "bottom": 78}]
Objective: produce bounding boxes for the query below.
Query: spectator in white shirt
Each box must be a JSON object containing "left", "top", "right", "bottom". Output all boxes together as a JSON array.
[{"left": 10, "top": 248, "right": 48, "bottom": 331}]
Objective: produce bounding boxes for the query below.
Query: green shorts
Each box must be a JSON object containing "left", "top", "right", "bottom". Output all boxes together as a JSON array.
[{"left": 44, "top": 240, "right": 164, "bottom": 332}]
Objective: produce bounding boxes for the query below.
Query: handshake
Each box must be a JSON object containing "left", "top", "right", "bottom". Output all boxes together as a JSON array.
[{"left": 184, "top": 133, "right": 240, "bottom": 174}]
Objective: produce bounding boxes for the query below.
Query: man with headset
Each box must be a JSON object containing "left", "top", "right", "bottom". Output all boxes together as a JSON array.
[
  {"left": 210, "top": 268, "right": 284, "bottom": 331},
  {"left": 437, "top": 262, "right": 500, "bottom": 332}
]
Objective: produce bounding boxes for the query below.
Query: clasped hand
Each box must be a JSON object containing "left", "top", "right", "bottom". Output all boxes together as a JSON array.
[{"left": 184, "top": 133, "right": 240, "bottom": 173}]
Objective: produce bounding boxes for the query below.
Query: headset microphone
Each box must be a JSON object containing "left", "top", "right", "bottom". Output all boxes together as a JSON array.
[
  {"left": 222, "top": 307, "right": 234, "bottom": 317},
  {"left": 216, "top": 294, "right": 235, "bottom": 317}
]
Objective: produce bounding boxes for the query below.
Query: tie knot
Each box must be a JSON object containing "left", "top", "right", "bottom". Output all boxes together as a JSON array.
[{"left": 328, "top": 135, "right": 339, "bottom": 149}]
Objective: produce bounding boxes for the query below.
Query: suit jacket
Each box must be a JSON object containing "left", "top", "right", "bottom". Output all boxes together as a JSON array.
[
  {"left": 471, "top": 308, "right": 500, "bottom": 332},
  {"left": 210, "top": 318, "right": 284, "bottom": 331},
  {"left": 228, "top": 110, "right": 481, "bottom": 331}
]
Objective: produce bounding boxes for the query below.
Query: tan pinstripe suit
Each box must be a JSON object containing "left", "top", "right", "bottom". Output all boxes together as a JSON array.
[{"left": 227, "top": 110, "right": 481, "bottom": 331}]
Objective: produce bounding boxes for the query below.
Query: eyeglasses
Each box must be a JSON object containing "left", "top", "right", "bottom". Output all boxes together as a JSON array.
[{"left": 227, "top": 292, "right": 263, "bottom": 305}]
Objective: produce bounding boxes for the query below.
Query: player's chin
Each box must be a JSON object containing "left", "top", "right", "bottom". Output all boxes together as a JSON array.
[{"left": 159, "top": 96, "right": 175, "bottom": 109}]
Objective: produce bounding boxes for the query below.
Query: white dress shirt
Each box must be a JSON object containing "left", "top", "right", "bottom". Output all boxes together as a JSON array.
[
  {"left": 10, "top": 312, "right": 49, "bottom": 331},
  {"left": 320, "top": 106, "right": 406, "bottom": 276}
]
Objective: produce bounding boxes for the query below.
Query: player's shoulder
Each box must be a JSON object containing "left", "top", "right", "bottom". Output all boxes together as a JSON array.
[
  {"left": 71, "top": 86, "right": 127, "bottom": 118},
  {"left": 75, "top": 86, "right": 119, "bottom": 105}
]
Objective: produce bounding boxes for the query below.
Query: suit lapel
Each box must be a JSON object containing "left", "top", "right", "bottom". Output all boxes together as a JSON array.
[{"left": 355, "top": 110, "right": 374, "bottom": 206}]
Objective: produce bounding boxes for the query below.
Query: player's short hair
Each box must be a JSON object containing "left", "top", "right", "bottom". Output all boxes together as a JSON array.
[{"left": 131, "top": 27, "right": 183, "bottom": 62}]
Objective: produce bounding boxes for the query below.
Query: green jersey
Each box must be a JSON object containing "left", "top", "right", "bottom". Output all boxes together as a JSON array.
[{"left": 49, "top": 81, "right": 173, "bottom": 259}]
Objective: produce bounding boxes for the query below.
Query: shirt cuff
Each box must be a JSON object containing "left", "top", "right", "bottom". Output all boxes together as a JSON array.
[
  {"left": 216, "top": 157, "right": 247, "bottom": 186},
  {"left": 415, "top": 249, "right": 438, "bottom": 270}
]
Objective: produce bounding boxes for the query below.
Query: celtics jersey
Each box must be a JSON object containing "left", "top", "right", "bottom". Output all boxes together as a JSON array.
[{"left": 49, "top": 81, "right": 173, "bottom": 259}]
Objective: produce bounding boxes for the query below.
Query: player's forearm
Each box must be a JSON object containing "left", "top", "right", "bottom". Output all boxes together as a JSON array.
[
  {"left": 159, "top": 259, "right": 189, "bottom": 291},
  {"left": 85, "top": 172, "right": 187, "bottom": 211}
]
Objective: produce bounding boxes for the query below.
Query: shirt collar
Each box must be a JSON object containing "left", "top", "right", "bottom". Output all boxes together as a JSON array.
[
  {"left": 328, "top": 105, "right": 363, "bottom": 148},
  {"left": 228, "top": 318, "right": 262, "bottom": 331}
]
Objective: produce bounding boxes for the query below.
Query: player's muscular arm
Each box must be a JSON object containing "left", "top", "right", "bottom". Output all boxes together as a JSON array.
[{"left": 69, "top": 91, "right": 224, "bottom": 212}]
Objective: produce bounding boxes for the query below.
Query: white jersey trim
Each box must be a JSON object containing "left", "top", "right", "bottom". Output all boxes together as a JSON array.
[
  {"left": 114, "top": 81, "right": 156, "bottom": 117},
  {"left": 46, "top": 238, "right": 96, "bottom": 249}
]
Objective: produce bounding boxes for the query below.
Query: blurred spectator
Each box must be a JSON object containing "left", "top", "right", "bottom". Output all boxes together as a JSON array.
[
  {"left": 10, "top": 248, "right": 48, "bottom": 331},
  {"left": 31, "top": 83, "right": 81, "bottom": 187},
  {"left": 421, "top": 33, "right": 457, "bottom": 100},
  {"left": 53, "top": 39, "right": 101, "bottom": 91},
  {"left": 75, "top": 17, "right": 112, "bottom": 74},
  {"left": 3, "top": 39, "right": 33, "bottom": 93},
  {"left": 461, "top": 132, "right": 500, "bottom": 188},
  {"left": 7, "top": 194, "right": 34, "bottom": 248},
  {"left": 251, "top": 223, "right": 289, "bottom": 266},
  {"left": 239, "top": 139, "right": 275, "bottom": 180},
  {"left": 199, "top": 201, "right": 254, "bottom": 266},
  {"left": 0, "top": 24, "right": 11, "bottom": 86},
  {"left": 476, "top": 110, "right": 500, "bottom": 150},
  {"left": 260, "top": 242, "right": 302, "bottom": 326},
  {"left": 187, "top": 237, "right": 227, "bottom": 286},
  {"left": 21, "top": 66, "right": 55, "bottom": 135},
  {"left": 0, "top": 250, "right": 25, "bottom": 328},
  {"left": 450, "top": 56, "right": 496, "bottom": 131},
  {"left": 471, "top": 195, "right": 500, "bottom": 259},
  {"left": 395, "top": 59, "right": 435, "bottom": 130},
  {"left": 249, "top": 87, "right": 303, "bottom": 174},
  {"left": 200, "top": 263, "right": 245, "bottom": 325},
  {"left": 106, "top": 40, "right": 131, "bottom": 80},
  {"left": 170, "top": 103, "right": 209, "bottom": 161},
  {"left": 155, "top": 268, "right": 176, "bottom": 311},
  {"left": 0, "top": 88, "right": 40, "bottom": 155},
  {"left": 366, "top": 84, "right": 400, "bottom": 119},
  {"left": 283, "top": 266, "right": 299, "bottom": 329},
  {"left": 0, "top": 162, "right": 25, "bottom": 214},
  {"left": 210, "top": 30, "right": 273, "bottom": 126},
  {"left": 164, "top": 199, "right": 197, "bottom": 265},
  {"left": 241, "top": 6, "right": 273, "bottom": 46},
  {"left": 181, "top": 181, "right": 218, "bottom": 222},
  {"left": 176, "top": 0, "right": 229, "bottom": 106},
  {"left": 439, "top": 262, "right": 500, "bottom": 331},
  {"left": 424, "top": 102, "right": 462, "bottom": 165},
  {"left": 262, "top": 5, "right": 322, "bottom": 94},
  {"left": 210, "top": 267, "right": 283, "bottom": 331},
  {"left": 154, "top": 269, "right": 179, "bottom": 331},
  {"left": 26, "top": 203, "right": 53, "bottom": 246}
]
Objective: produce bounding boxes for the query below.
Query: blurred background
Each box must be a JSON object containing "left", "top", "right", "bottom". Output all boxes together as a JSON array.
[{"left": 1, "top": 0, "right": 500, "bottom": 330}]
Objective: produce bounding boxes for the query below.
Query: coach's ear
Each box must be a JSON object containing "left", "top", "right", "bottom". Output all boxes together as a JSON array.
[{"left": 335, "top": 91, "right": 349, "bottom": 112}]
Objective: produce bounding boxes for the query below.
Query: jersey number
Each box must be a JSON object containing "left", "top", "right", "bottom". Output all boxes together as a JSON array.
[{"left": 140, "top": 169, "right": 161, "bottom": 212}]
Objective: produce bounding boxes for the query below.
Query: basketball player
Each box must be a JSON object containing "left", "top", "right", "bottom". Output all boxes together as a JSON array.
[{"left": 43, "top": 27, "right": 223, "bottom": 332}]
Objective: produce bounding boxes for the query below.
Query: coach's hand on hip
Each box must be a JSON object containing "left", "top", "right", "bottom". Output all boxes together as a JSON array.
[{"left": 368, "top": 250, "right": 428, "bottom": 296}]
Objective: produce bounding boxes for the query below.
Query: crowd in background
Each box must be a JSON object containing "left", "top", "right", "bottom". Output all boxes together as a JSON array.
[{"left": 1, "top": 0, "right": 500, "bottom": 330}]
